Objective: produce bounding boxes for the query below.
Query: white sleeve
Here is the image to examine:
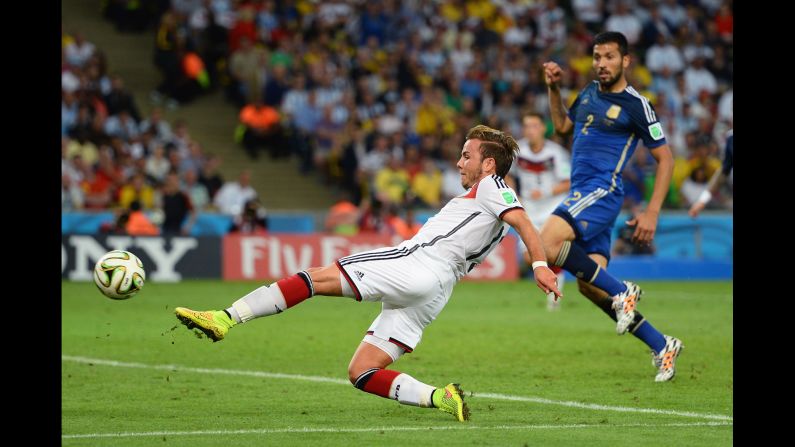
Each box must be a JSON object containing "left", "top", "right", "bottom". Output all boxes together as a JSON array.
[
  {"left": 475, "top": 175, "right": 524, "bottom": 219},
  {"left": 553, "top": 147, "right": 571, "bottom": 181}
]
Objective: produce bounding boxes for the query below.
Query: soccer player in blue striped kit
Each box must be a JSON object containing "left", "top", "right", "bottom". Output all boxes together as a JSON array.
[{"left": 541, "top": 31, "right": 683, "bottom": 382}]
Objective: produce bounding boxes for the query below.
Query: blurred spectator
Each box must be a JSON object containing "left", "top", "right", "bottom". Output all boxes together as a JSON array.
[
  {"left": 613, "top": 221, "right": 656, "bottom": 256},
  {"left": 104, "top": 110, "right": 140, "bottom": 141},
  {"left": 645, "top": 34, "right": 684, "bottom": 75},
  {"left": 118, "top": 172, "right": 156, "bottom": 210},
  {"left": 659, "top": 0, "right": 688, "bottom": 31},
  {"left": 179, "top": 141, "right": 205, "bottom": 175},
  {"left": 440, "top": 149, "right": 465, "bottom": 204},
  {"left": 374, "top": 154, "right": 410, "bottom": 206},
  {"left": 358, "top": 133, "right": 393, "bottom": 183},
  {"left": 62, "top": 91, "right": 79, "bottom": 136},
  {"left": 80, "top": 167, "right": 114, "bottom": 210},
  {"left": 714, "top": 2, "right": 733, "bottom": 43},
  {"left": 411, "top": 158, "right": 442, "bottom": 208},
  {"left": 145, "top": 144, "right": 171, "bottom": 185},
  {"left": 62, "top": 172, "right": 85, "bottom": 211},
  {"left": 199, "top": 153, "right": 224, "bottom": 200},
  {"left": 358, "top": 197, "right": 387, "bottom": 234},
  {"left": 680, "top": 163, "right": 709, "bottom": 208},
  {"left": 214, "top": 169, "right": 258, "bottom": 216},
  {"left": 125, "top": 200, "right": 160, "bottom": 236},
  {"left": 684, "top": 56, "right": 718, "bottom": 98},
  {"left": 228, "top": 36, "right": 268, "bottom": 106},
  {"left": 572, "top": 0, "right": 604, "bottom": 33},
  {"left": 103, "top": 75, "right": 141, "bottom": 121},
  {"left": 384, "top": 205, "right": 422, "bottom": 239},
  {"left": 64, "top": 32, "right": 96, "bottom": 68},
  {"left": 238, "top": 98, "right": 284, "bottom": 159},
  {"left": 682, "top": 31, "right": 715, "bottom": 64},
  {"left": 262, "top": 63, "right": 291, "bottom": 107},
  {"left": 158, "top": 172, "right": 196, "bottom": 235},
  {"left": 231, "top": 198, "right": 269, "bottom": 233},
  {"left": 621, "top": 148, "right": 651, "bottom": 210},
  {"left": 138, "top": 107, "right": 173, "bottom": 143},
  {"left": 183, "top": 168, "right": 210, "bottom": 211},
  {"left": 325, "top": 192, "right": 360, "bottom": 235},
  {"left": 605, "top": 1, "right": 642, "bottom": 46}
]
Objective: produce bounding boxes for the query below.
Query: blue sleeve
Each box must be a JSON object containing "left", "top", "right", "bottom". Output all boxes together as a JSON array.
[
  {"left": 567, "top": 92, "right": 582, "bottom": 122},
  {"left": 722, "top": 136, "right": 733, "bottom": 175},
  {"left": 628, "top": 97, "right": 667, "bottom": 149}
]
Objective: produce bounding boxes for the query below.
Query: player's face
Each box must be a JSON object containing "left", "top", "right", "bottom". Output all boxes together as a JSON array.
[
  {"left": 592, "top": 42, "right": 628, "bottom": 90},
  {"left": 457, "top": 139, "right": 485, "bottom": 189},
  {"left": 523, "top": 116, "right": 545, "bottom": 146}
]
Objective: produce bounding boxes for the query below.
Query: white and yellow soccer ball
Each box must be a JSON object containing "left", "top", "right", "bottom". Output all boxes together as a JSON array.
[{"left": 93, "top": 250, "right": 146, "bottom": 300}]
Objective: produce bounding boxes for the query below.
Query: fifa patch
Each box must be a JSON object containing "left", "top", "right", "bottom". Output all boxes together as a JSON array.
[
  {"left": 606, "top": 105, "right": 621, "bottom": 119},
  {"left": 501, "top": 191, "right": 517, "bottom": 204},
  {"left": 648, "top": 122, "right": 664, "bottom": 140}
]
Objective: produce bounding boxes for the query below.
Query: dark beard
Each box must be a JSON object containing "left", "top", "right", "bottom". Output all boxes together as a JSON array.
[{"left": 598, "top": 69, "right": 622, "bottom": 90}]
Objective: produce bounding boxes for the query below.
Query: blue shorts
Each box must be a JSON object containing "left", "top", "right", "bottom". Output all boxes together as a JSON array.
[{"left": 552, "top": 186, "right": 622, "bottom": 261}]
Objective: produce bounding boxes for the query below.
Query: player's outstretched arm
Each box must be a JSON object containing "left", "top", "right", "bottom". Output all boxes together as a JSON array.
[
  {"left": 626, "top": 144, "right": 673, "bottom": 244},
  {"left": 543, "top": 61, "right": 574, "bottom": 135},
  {"left": 501, "top": 209, "right": 562, "bottom": 298},
  {"left": 688, "top": 168, "right": 724, "bottom": 217}
]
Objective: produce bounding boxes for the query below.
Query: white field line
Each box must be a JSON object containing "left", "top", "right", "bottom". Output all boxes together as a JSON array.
[
  {"left": 62, "top": 422, "right": 733, "bottom": 440},
  {"left": 62, "top": 355, "right": 732, "bottom": 423}
]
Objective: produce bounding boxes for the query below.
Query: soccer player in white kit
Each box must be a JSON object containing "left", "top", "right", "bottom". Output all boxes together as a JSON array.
[
  {"left": 509, "top": 112, "right": 571, "bottom": 310},
  {"left": 175, "top": 125, "right": 561, "bottom": 422}
]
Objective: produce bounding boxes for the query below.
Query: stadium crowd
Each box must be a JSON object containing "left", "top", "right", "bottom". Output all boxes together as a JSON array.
[{"left": 62, "top": 0, "right": 732, "bottom": 237}]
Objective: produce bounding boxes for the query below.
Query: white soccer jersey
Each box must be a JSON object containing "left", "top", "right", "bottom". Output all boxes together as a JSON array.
[
  {"left": 335, "top": 174, "right": 523, "bottom": 351},
  {"left": 400, "top": 174, "right": 524, "bottom": 281},
  {"left": 510, "top": 138, "right": 571, "bottom": 225}
]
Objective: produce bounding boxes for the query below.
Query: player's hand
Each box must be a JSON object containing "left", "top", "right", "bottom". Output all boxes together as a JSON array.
[
  {"left": 543, "top": 62, "right": 563, "bottom": 89},
  {"left": 530, "top": 189, "right": 544, "bottom": 200},
  {"left": 534, "top": 266, "right": 562, "bottom": 299},
  {"left": 688, "top": 201, "right": 706, "bottom": 217},
  {"left": 625, "top": 210, "right": 659, "bottom": 245}
]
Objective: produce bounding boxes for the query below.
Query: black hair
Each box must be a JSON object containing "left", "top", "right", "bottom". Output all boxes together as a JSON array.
[{"left": 593, "top": 31, "right": 629, "bottom": 56}]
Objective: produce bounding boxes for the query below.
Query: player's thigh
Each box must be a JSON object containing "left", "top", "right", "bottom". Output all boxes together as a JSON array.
[
  {"left": 365, "top": 282, "right": 452, "bottom": 356},
  {"left": 576, "top": 253, "right": 610, "bottom": 302},
  {"left": 539, "top": 214, "right": 577, "bottom": 259}
]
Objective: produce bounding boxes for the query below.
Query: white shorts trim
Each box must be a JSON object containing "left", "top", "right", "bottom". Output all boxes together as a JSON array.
[{"left": 362, "top": 334, "right": 405, "bottom": 362}]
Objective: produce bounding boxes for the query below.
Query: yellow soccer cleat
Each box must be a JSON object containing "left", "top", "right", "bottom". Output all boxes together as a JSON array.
[
  {"left": 175, "top": 307, "right": 236, "bottom": 342},
  {"left": 432, "top": 383, "right": 470, "bottom": 422}
]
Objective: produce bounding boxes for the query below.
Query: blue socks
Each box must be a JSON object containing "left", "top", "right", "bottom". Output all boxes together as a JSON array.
[
  {"left": 557, "top": 241, "right": 626, "bottom": 296},
  {"left": 632, "top": 320, "right": 667, "bottom": 353}
]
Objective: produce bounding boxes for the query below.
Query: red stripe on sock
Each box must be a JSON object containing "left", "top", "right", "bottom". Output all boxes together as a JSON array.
[
  {"left": 362, "top": 369, "right": 401, "bottom": 398},
  {"left": 276, "top": 274, "right": 311, "bottom": 308}
]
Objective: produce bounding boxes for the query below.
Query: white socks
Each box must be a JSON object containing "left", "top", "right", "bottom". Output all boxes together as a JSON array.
[{"left": 226, "top": 284, "right": 287, "bottom": 323}]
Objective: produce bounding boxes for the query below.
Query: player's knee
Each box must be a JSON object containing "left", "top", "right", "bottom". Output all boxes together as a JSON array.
[
  {"left": 540, "top": 239, "right": 561, "bottom": 263},
  {"left": 348, "top": 362, "right": 376, "bottom": 386}
]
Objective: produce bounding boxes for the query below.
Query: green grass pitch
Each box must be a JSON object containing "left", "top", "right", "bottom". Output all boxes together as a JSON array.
[{"left": 62, "top": 280, "right": 732, "bottom": 446}]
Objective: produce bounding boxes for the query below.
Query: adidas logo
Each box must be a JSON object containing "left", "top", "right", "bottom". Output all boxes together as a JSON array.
[{"left": 354, "top": 270, "right": 365, "bottom": 280}]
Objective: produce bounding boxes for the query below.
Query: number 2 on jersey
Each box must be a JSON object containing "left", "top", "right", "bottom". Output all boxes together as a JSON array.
[
  {"left": 581, "top": 114, "right": 594, "bottom": 135},
  {"left": 563, "top": 191, "right": 582, "bottom": 207}
]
